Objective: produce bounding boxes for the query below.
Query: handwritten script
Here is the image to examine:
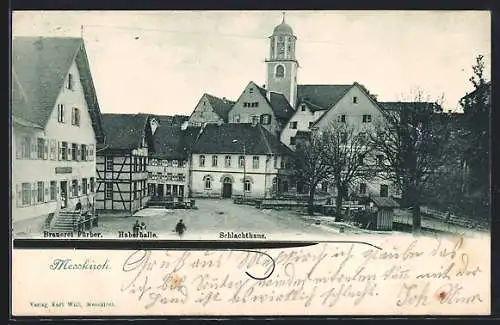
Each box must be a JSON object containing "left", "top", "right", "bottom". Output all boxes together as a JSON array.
[{"left": 119, "top": 236, "right": 488, "bottom": 313}]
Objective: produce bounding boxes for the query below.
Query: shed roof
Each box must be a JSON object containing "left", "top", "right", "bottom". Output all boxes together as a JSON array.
[{"left": 370, "top": 196, "right": 400, "bottom": 208}]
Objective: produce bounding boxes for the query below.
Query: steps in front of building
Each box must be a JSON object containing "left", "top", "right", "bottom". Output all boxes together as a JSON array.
[{"left": 49, "top": 211, "right": 80, "bottom": 232}]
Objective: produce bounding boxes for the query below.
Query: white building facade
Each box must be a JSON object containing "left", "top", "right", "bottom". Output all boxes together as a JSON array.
[{"left": 12, "top": 37, "right": 104, "bottom": 235}]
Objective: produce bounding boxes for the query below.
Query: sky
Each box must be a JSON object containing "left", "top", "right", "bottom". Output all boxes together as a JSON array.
[{"left": 12, "top": 10, "right": 491, "bottom": 115}]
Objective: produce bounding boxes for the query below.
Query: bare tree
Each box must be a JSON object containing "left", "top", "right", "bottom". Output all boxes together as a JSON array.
[
  {"left": 321, "top": 122, "right": 376, "bottom": 219},
  {"left": 293, "top": 133, "right": 333, "bottom": 215},
  {"left": 293, "top": 122, "right": 375, "bottom": 217},
  {"left": 369, "top": 91, "right": 452, "bottom": 232}
]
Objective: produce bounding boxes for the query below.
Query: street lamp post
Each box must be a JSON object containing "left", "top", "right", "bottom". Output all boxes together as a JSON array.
[{"left": 232, "top": 139, "right": 246, "bottom": 200}]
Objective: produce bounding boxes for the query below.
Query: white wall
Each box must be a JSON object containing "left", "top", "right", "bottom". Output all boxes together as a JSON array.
[
  {"left": 12, "top": 60, "right": 97, "bottom": 235},
  {"left": 314, "top": 84, "right": 397, "bottom": 198},
  {"left": 228, "top": 82, "right": 280, "bottom": 134},
  {"left": 280, "top": 102, "right": 323, "bottom": 149},
  {"left": 188, "top": 95, "right": 224, "bottom": 126},
  {"left": 190, "top": 153, "right": 280, "bottom": 198},
  {"left": 315, "top": 85, "right": 385, "bottom": 132}
]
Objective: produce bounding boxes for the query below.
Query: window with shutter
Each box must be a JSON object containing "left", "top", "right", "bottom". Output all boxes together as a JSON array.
[
  {"left": 58, "top": 142, "right": 62, "bottom": 160},
  {"left": 31, "top": 141, "right": 37, "bottom": 159},
  {"left": 44, "top": 181, "right": 49, "bottom": 202},
  {"left": 32, "top": 182, "right": 37, "bottom": 204},
  {"left": 89, "top": 145, "right": 94, "bottom": 161},
  {"left": 67, "top": 146, "right": 71, "bottom": 161},
  {"left": 50, "top": 181, "right": 57, "bottom": 201},
  {"left": 44, "top": 139, "right": 49, "bottom": 160},
  {"left": 77, "top": 145, "right": 81, "bottom": 161},
  {"left": 51, "top": 140, "right": 56, "bottom": 160}
]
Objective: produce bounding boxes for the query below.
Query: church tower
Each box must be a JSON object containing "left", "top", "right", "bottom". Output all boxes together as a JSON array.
[{"left": 266, "top": 13, "right": 299, "bottom": 108}]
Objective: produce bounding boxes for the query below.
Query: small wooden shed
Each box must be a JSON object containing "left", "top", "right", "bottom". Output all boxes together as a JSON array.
[{"left": 369, "top": 196, "right": 400, "bottom": 231}]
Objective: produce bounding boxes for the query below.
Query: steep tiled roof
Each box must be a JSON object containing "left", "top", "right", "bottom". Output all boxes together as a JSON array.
[
  {"left": 379, "top": 102, "right": 441, "bottom": 113},
  {"left": 191, "top": 123, "right": 291, "bottom": 155},
  {"left": 253, "top": 84, "right": 294, "bottom": 121},
  {"left": 12, "top": 37, "right": 82, "bottom": 125},
  {"left": 151, "top": 125, "right": 185, "bottom": 160},
  {"left": 269, "top": 92, "right": 294, "bottom": 120},
  {"left": 101, "top": 113, "right": 148, "bottom": 150},
  {"left": 300, "top": 99, "right": 326, "bottom": 112},
  {"left": 296, "top": 84, "right": 352, "bottom": 109},
  {"left": 204, "top": 94, "right": 234, "bottom": 122},
  {"left": 181, "top": 126, "right": 203, "bottom": 153},
  {"left": 12, "top": 36, "right": 105, "bottom": 141},
  {"left": 150, "top": 114, "right": 189, "bottom": 126}
]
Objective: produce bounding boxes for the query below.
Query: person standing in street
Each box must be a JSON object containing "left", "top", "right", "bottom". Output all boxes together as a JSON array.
[{"left": 175, "top": 219, "right": 187, "bottom": 238}]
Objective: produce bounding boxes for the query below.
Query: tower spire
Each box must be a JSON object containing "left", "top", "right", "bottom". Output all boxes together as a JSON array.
[
  {"left": 282, "top": 11, "right": 286, "bottom": 23},
  {"left": 80, "top": 25, "right": 84, "bottom": 39}
]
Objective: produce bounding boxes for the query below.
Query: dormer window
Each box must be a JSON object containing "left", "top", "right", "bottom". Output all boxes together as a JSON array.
[
  {"left": 300, "top": 104, "right": 306, "bottom": 112},
  {"left": 353, "top": 96, "right": 358, "bottom": 104},
  {"left": 249, "top": 88, "right": 254, "bottom": 93}
]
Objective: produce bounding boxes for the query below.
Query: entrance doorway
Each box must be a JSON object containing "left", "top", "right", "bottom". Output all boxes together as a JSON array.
[
  {"left": 60, "top": 181, "right": 68, "bottom": 209},
  {"left": 157, "top": 184, "right": 164, "bottom": 197},
  {"left": 222, "top": 177, "right": 232, "bottom": 198},
  {"left": 178, "top": 185, "right": 184, "bottom": 198}
]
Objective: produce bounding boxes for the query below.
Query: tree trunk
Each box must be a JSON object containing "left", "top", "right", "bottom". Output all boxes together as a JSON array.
[
  {"left": 335, "top": 183, "right": 343, "bottom": 221},
  {"left": 307, "top": 186, "right": 316, "bottom": 215},
  {"left": 412, "top": 204, "right": 422, "bottom": 233}
]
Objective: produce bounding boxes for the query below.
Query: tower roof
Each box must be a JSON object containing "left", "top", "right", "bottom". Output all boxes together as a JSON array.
[
  {"left": 273, "top": 22, "right": 293, "bottom": 35},
  {"left": 273, "top": 13, "right": 294, "bottom": 35}
]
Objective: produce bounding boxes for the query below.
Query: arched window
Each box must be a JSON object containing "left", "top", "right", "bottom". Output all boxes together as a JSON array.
[
  {"left": 225, "top": 155, "right": 231, "bottom": 167},
  {"left": 212, "top": 155, "right": 218, "bottom": 167},
  {"left": 244, "top": 179, "right": 251, "bottom": 192},
  {"left": 275, "top": 65, "right": 285, "bottom": 78},
  {"left": 199, "top": 155, "right": 205, "bottom": 167},
  {"left": 204, "top": 176, "right": 212, "bottom": 189},
  {"left": 223, "top": 177, "right": 232, "bottom": 184}
]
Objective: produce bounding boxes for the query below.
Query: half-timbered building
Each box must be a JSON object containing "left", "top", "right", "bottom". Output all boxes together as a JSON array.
[
  {"left": 96, "top": 114, "right": 151, "bottom": 213},
  {"left": 11, "top": 36, "right": 105, "bottom": 235}
]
